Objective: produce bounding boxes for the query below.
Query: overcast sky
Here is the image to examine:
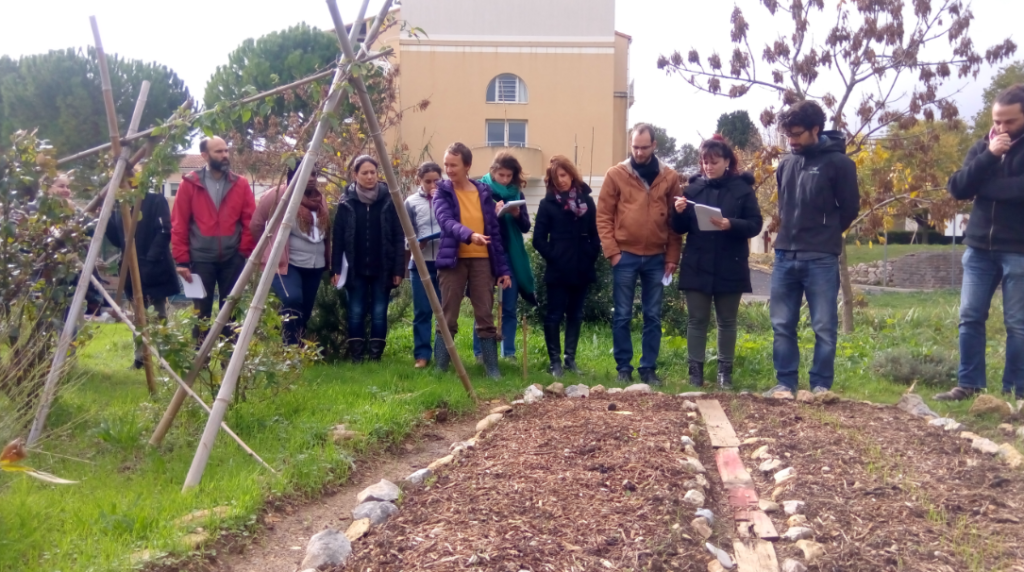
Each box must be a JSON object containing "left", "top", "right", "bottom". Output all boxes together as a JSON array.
[{"left": 1, "top": 0, "right": 1018, "bottom": 151}]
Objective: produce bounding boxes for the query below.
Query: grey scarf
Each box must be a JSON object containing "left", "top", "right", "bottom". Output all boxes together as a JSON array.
[{"left": 356, "top": 182, "right": 378, "bottom": 205}]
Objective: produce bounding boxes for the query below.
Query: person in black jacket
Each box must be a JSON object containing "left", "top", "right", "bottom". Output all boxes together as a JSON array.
[
  {"left": 765, "top": 100, "right": 860, "bottom": 397},
  {"left": 672, "top": 135, "right": 763, "bottom": 389},
  {"left": 935, "top": 84, "right": 1024, "bottom": 401},
  {"left": 331, "top": 155, "right": 405, "bottom": 363},
  {"left": 532, "top": 155, "right": 601, "bottom": 377},
  {"left": 105, "top": 191, "right": 180, "bottom": 368}
]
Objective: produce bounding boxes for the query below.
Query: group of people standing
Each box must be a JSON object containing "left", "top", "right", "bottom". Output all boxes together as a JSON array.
[{"left": 85, "top": 85, "right": 1024, "bottom": 399}]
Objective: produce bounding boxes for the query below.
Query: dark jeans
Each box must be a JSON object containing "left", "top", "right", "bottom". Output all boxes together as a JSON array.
[
  {"left": 271, "top": 265, "right": 325, "bottom": 345},
  {"left": 685, "top": 290, "right": 742, "bottom": 363},
  {"left": 411, "top": 261, "right": 440, "bottom": 360},
  {"left": 611, "top": 252, "right": 665, "bottom": 372},
  {"left": 770, "top": 251, "right": 840, "bottom": 391},
  {"left": 545, "top": 283, "right": 588, "bottom": 327},
  {"left": 191, "top": 254, "right": 245, "bottom": 343},
  {"left": 958, "top": 246, "right": 1024, "bottom": 395},
  {"left": 346, "top": 273, "right": 390, "bottom": 341}
]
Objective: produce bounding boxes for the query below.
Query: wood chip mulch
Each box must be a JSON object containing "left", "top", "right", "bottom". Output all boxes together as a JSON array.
[{"left": 342, "top": 392, "right": 720, "bottom": 571}]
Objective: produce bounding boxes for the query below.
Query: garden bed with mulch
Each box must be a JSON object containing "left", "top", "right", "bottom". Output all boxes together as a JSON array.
[{"left": 341, "top": 391, "right": 1024, "bottom": 572}]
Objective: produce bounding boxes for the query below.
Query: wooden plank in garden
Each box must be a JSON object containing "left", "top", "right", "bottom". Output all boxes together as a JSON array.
[
  {"left": 716, "top": 447, "right": 755, "bottom": 488},
  {"left": 697, "top": 399, "right": 741, "bottom": 447},
  {"left": 749, "top": 510, "right": 779, "bottom": 541},
  {"left": 733, "top": 539, "right": 781, "bottom": 572},
  {"left": 727, "top": 485, "right": 759, "bottom": 509}
]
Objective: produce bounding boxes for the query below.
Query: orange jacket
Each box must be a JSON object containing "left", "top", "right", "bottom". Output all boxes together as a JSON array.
[{"left": 596, "top": 159, "right": 683, "bottom": 262}]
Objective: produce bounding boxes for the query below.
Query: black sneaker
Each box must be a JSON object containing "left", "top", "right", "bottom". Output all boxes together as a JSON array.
[
  {"left": 132, "top": 359, "right": 144, "bottom": 370},
  {"left": 616, "top": 370, "right": 633, "bottom": 384},
  {"left": 639, "top": 368, "right": 663, "bottom": 387},
  {"left": 933, "top": 386, "right": 982, "bottom": 401}
]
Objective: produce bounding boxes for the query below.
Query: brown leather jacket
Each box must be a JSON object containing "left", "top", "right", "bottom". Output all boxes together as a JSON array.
[{"left": 596, "top": 158, "right": 683, "bottom": 262}]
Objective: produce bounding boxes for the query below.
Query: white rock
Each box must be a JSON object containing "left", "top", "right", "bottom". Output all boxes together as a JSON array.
[
  {"left": 759, "top": 499, "right": 781, "bottom": 513},
  {"left": 774, "top": 467, "right": 797, "bottom": 485},
  {"left": 695, "top": 508, "right": 716, "bottom": 525},
  {"left": 759, "top": 458, "right": 784, "bottom": 473},
  {"left": 351, "top": 501, "right": 398, "bottom": 526},
  {"left": 300, "top": 529, "right": 351, "bottom": 570},
  {"left": 750, "top": 445, "right": 770, "bottom": 459},
  {"left": 607, "top": 387, "right": 624, "bottom": 394},
  {"left": 782, "top": 527, "right": 814, "bottom": 541},
  {"left": 782, "top": 558, "right": 808, "bottom": 572},
  {"left": 405, "top": 468, "right": 431, "bottom": 487},
  {"left": 971, "top": 438, "right": 1000, "bottom": 455},
  {"left": 678, "top": 392, "right": 705, "bottom": 398},
  {"left": 680, "top": 436, "right": 696, "bottom": 447},
  {"left": 691, "top": 516, "right": 713, "bottom": 539},
  {"left": 624, "top": 383, "right": 653, "bottom": 394},
  {"left": 523, "top": 385, "right": 545, "bottom": 404},
  {"left": 476, "top": 413, "right": 504, "bottom": 432},
  {"left": 680, "top": 457, "right": 707, "bottom": 474},
  {"left": 565, "top": 384, "right": 590, "bottom": 398},
  {"left": 511, "top": 399, "right": 526, "bottom": 405},
  {"left": 684, "top": 489, "right": 706, "bottom": 507},
  {"left": 1017, "top": 427, "right": 1024, "bottom": 439},
  {"left": 783, "top": 500, "right": 806, "bottom": 515},
  {"left": 705, "top": 542, "right": 736, "bottom": 570},
  {"left": 356, "top": 479, "right": 400, "bottom": 504},
  {"left": 682, "top": 400, "right": 700, "bottom": 411},
  {"left": 928, "top": 417, "right": 956, "bottom": 428}
]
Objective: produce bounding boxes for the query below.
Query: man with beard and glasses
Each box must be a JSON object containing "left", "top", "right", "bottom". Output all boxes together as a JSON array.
[
  {"left": 171, "top": 136, "right": 256, "bottom": 343},
  {"left": 936, "top": 84, "right": 1024, "bottom": 402}
]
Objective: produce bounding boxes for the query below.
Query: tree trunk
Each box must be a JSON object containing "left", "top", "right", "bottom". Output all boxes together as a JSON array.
[{"left": 839, "top": 243, "right": 855, "bottom": 334}]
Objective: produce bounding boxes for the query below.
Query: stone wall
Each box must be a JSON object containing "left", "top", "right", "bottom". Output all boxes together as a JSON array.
[
  {"left": 848, "top": 251, "right": 962, "bottom": 289},
  {"left": 848, "top": 260, "right": 893, "bottom": 286}
]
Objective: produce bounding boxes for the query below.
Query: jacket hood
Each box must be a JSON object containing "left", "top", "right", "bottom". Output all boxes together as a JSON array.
[
  {"left": 687, "top": 171, "right": 756, "bottom": 185},
  {"left": 813, "top": 130, "right": 848, "bottom": 155}
]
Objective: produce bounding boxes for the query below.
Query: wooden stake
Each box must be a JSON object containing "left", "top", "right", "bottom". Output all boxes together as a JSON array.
[
  {"left": 181, "top": 0, "right": 380, "bottom": 491},
  {"left": 89, "top": 276, "right": 275, "bottom": 473},
  {"left": 326, "top": 0, "right": 478, "bottom": 401},
  {"left": 521, "top": 315, "right": 528, "bottom": 382},
  {"left": 26, "top": 21, "right": 150, "bottom": 445}
]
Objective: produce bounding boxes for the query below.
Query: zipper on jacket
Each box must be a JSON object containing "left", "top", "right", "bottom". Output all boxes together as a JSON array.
[{"left": 989, "top": 202, "right": 996, "bottom": 250}]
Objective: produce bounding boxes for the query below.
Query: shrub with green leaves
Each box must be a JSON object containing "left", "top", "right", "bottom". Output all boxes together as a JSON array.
[{"left": 871, "top": 348, "right": 957, "bottom": 386}]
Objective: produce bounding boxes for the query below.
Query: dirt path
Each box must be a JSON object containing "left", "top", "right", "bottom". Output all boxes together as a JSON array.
[{"left": 202, "top": 407, "right": 485, "bottom": 572}]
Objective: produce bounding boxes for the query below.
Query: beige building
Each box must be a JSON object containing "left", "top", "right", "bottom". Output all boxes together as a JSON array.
[{"left": 374, "top": 0, "right": 632, "bottom": 209}]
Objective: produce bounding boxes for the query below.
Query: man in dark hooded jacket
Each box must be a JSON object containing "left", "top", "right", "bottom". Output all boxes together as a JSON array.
[{"left": 764, "top": 100, "right": 860, "bottom": 397}]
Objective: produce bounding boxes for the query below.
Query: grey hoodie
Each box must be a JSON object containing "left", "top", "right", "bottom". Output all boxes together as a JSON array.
[{"left": 404, "top": 187, "right": 440, "bottom": 265}]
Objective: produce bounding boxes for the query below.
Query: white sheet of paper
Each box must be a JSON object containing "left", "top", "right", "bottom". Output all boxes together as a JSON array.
[
  {"left": 662, "top": 273, "right": 673, "bottom": 286},
  {"left": 335, "top": 254, "right": 349, "bottom": 290},
  {"left": 694, "top": 203, "right": 724, "bottom": 231},
  {"left": 178, "top": 275, "right": 207, "bottom": 299},
  {"left": 498, "top": 200, "right": 526, "bottom": 217}
]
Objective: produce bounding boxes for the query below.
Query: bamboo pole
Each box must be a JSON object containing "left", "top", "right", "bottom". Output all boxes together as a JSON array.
[
  {"left": 181, "top": 0, "right": 376, "bottom": 491},
  {"left": 27, "top": 20, "right": 149, "bottom": 446},
  {"left": 89, "top": 276, "right": 275, "bottom": 473},
  {"left": 84, "top": 143, "right": 152, "bottom": 213},
  {"left": 326, "top": 0, "right": 477, "bottom": 400},
  {"left": 521, "top": 316, "right": 528, "bottom": 382},
  {"left": 149, "top": 0, "right": 391, "bottom": 448}
]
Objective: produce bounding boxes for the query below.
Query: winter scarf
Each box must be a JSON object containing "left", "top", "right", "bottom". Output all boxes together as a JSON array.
[
  {"left": 298, "top": 188, "right": 330, "bottom": 236},
  {"left": 555, "top": 186, "right": 588, "bottom": 218},
  {"left": 356, "top": 181, "right": 379, "bottom": 205},
  {"left": 481, "top": 172, "right": 535, "bottom": 299},
  {"left": 630, "top": 155, "right": 660, "bottom": 187}
]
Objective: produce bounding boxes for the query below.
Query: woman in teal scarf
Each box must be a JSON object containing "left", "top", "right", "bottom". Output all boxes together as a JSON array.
[{"left": 472, "top": 152, "right": 536, "bottom": 359}]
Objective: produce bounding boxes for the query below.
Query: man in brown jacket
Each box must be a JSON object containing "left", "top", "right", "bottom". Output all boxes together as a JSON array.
[{"left": 597, "top": 123, "right": 683, "bottom": 385}]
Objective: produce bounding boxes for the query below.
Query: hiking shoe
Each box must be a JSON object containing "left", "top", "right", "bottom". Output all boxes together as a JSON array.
[
  {"left": 563, "top": 357, "right": 582, "bottom": 375},
  {"left": 548, "top": 361, "right": 565, "bottom": 378},
  {"left": 811, "top": 386, "right": 831, "bottom": 395},
  {"left": 688, "top": 359, "right": 705, "bottom": 388},
  {"left": 933, "top": 386, "right": 982, "bottom": 401},
  {"left": 616, "top": 370, "right": 633, "bottom": 384},
  {"left": 639, "top": 368, "right": 663, "bottom": 387},
  {"left": 762, "top": 384, "right": 793, "bottom": 397}
]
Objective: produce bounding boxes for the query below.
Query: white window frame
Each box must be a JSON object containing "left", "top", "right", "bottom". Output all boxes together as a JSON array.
[
  {"left": 486, "top": 120, "right": 528, "bottom": 147},
  {"left": 486, "top": 74, "right": 528, "bottom": 104}
]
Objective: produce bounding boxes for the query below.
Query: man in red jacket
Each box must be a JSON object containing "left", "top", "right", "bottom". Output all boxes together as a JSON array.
[{"left": 171, "top": 136, "right": 256, "bottom": 342}]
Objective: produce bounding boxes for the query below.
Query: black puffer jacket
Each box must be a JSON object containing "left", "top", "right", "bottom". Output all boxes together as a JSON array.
[
  {"left": 330, "top": 183, "right": 405, "bottom": 287},
  {"left": 105, "top": 192, "right": 180, "bottom": 300},
  {"left": 948, "top": 136, "right": 1024, "bottom": 253},
  {"left": 671, "top": 172, "right": 763, "bottom": 294},
  {"left": 774, "top": 130, "right": 860, "bottom": 255},
  {"left": 532, "top": 183, "right": 601, "bottom": 286}
]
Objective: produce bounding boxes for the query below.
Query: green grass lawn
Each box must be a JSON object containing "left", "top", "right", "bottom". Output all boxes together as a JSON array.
[
  {"left": 845, "top": 243, "right": 961, "bottom": 266},
  {"left": 1, "top": 290, "right": 1019, "bottom": 571}
]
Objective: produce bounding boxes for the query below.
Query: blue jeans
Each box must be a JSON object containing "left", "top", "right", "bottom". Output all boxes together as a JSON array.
[
  {"left": 345, "top": 274, "right": 389, "bottom": 341},
  {"left": 770, "top": 252, "right": 840, "bottom": 390},
  {"left": 271, "top": 264, "right": 325, "bottom": 345},
  {"left": 411, "top": 262, "right": 440, "bottom": 360},
  {"left": 473, "top": 274, "right": 518, "bottom": 357},
  {"left": 958, "top": 247, "right": 1024, "bottom": 395},
  {"left": 611, "top": 252, "right": 665, "bottom": 372}
]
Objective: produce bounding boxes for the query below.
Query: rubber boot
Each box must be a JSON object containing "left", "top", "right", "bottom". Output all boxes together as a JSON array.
[
  {"left": 717, "top": 360, "right": 734, "bottom": 391},
  {"left": 434, "top": 335, "right": 450, "bottom": 372},
  {"left": 563, "top": 319, "right": 582, "bottom": 374},
  {"left": 368, "top": 338, "right": 387, "bottom": 362},
  {"left": 347, "top": 338, "right": 366, "bottom": 364},
  {"left": 543, "top": 323, "right": 564, "bottom": 378},
  {"left": 688, "top": 359, "right": 704, "bottom": 387},
  {"left": 480, "top": 337, "right": 501, "bottom": 379}
]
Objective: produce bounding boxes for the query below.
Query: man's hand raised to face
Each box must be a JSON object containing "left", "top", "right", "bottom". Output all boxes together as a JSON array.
[{"left": 990, "top": 133, "right": 1012, "bottom": 157}]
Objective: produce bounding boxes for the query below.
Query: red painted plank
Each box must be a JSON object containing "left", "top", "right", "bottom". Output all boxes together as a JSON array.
[
  {"left": 727, "top": 485, "right": 760, "bottom": 509},
  {"left": 716, "top": 447, "right": 755, "bottom": 488},
  {"left": 750, "top": 510, "right": 780, "bottom": 541}
]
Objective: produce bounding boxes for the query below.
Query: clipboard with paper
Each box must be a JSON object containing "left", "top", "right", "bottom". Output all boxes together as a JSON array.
[
  {"left": 335, "top": 254, "right": 349, "bottom": 289},
  {"left": 693, "top": 202, "right": 724, "bottom": 231},
  {"left": 178, "top": 275, "right": 207, "bottom": 299},
  {"left": 498, "top": 200, "right": 526, "bottom": 217}
]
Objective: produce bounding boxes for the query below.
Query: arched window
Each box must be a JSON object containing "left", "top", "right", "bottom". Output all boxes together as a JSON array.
[{"left": 486, "top": 74, "right": 528, "bottom": 104}]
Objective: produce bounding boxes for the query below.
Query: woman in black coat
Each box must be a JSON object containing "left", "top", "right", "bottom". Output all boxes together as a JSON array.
[
  {"left": 532, "top": 155, "right": 601, "bottom": 377},
  {"left": 671, "top": 135, "right": 763, "bottom": 389}
]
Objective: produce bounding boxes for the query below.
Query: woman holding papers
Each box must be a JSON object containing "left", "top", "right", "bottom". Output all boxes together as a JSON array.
[
  {"left": 331, "top": 155, "right": 406, "bottom": 363},
  {"left": 472, "top": 152, "right": 536, "bottom": 361},
  {"left": 671, "top": 135, "right": 763, "bottom": 389},
  {"left": 533, "top": 156, "right": 601, "bottom": 377},
  {"left": 252, "top": 161, "right": 331, "bottom": 346},
  {"left": 404, "top": 161, "right": 443, "bottom": 369}
]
